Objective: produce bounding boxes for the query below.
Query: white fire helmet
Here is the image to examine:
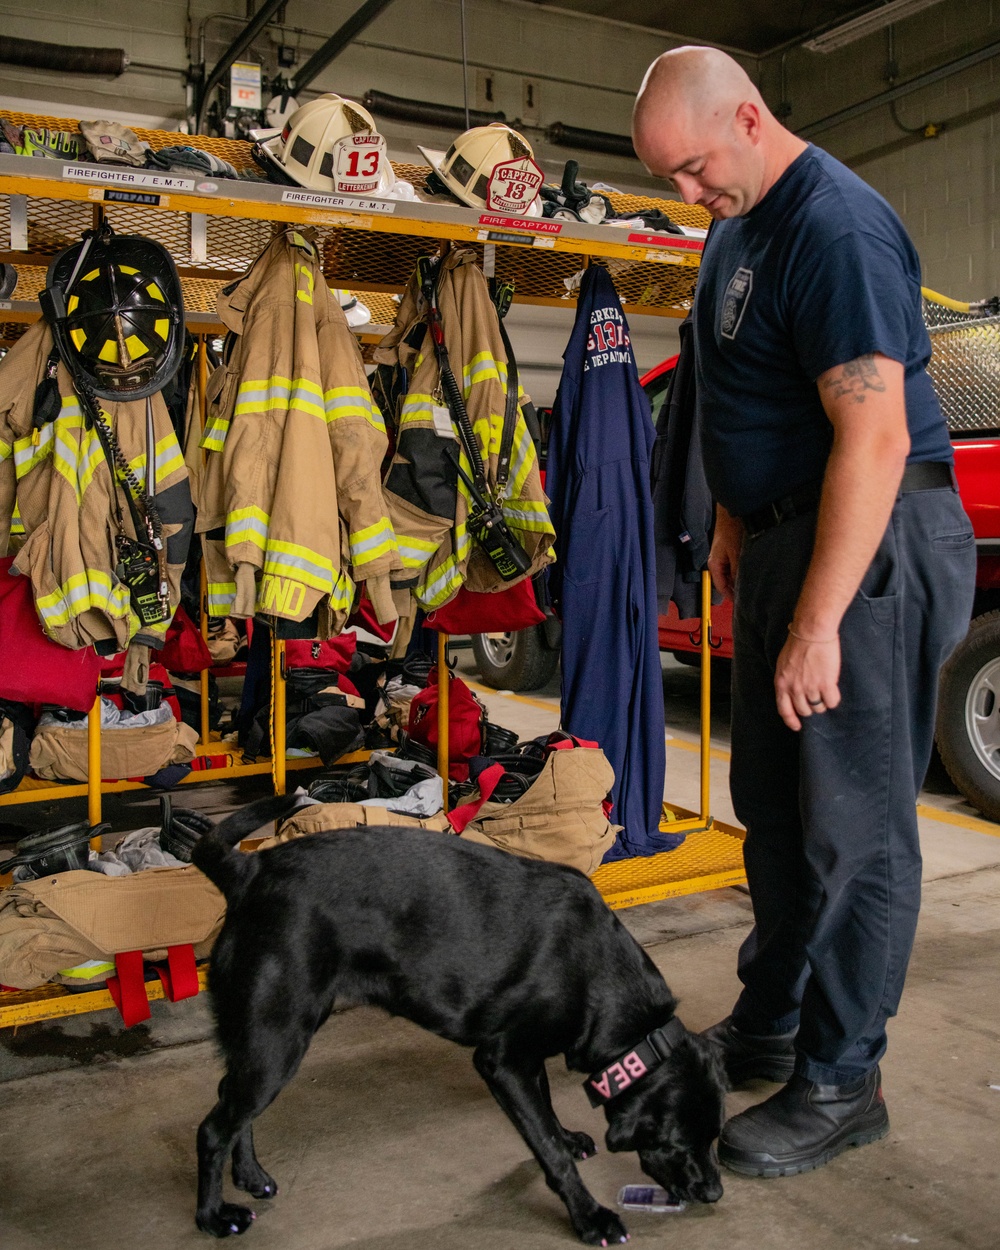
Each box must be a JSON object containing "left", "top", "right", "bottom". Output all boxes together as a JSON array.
[
  {"left": 256, "top": 93, "right": 395, "bottom": 196},
  {"left": 419, "top": 123, "right": 544, "bottom": 215}
]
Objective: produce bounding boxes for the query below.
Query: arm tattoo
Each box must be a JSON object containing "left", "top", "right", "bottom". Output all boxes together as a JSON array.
[{"left": 819, "top": 354, "right": 887, "bottom": 404}]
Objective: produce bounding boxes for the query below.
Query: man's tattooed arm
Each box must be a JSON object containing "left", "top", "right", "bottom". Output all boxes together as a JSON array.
[{"left": 818, "top": 354, "right": 887, "bottom": 404}]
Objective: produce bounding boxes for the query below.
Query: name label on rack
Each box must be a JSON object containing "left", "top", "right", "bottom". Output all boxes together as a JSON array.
[
  {"left": 478, "top": 214, "right": 561, "bottom": 234},
  {"left": 628, "top": 231, "right": 703, "bottom": 251},
  {"left": 644, "top": 251, "right": 686, "bottom": 265},
  {"left": 281, "top": 189, "right": 395, "bottom": 214},
  {"left": 62, "top": 164, "right": 196, "bottom": 191},
  {"left": 478, "top": 228, "right": 556, "bottom": 248},
  {"left": 101, "top": 188, "right": 163, "bottom": 206}
]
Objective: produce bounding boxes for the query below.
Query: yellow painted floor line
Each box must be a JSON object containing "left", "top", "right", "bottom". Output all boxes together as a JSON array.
[
  {"left": 916, "top": 802, "right": 1000, "bottom": 839},
  {"left": 465, "top": 681, "right": 559, "bottom": 713},
  {"left": 665, "top": 736, "right": 732, "bottom": 762}
]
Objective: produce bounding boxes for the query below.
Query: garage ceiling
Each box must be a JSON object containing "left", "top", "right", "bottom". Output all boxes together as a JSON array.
[{"left": 529, "top": 2, "right": 897, "bottom": 56}]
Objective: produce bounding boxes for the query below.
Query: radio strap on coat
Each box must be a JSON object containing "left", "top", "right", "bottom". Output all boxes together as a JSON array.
[
  {"left": 417, "top": 256, "right": 532, "bottom": 583},
  {"left": 83, "top": 387, "right": 170, "bottom": 628}
]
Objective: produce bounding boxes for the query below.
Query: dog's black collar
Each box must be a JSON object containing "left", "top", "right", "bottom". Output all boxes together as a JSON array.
[{"left": 583, "top": 1016, "right": 687, "bottom": 1108}]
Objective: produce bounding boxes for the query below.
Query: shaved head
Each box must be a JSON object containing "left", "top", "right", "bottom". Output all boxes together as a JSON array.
[
  {"left": 634, "top": 46, "right": 762, "bottom": 142},
  {"left": 632, "top": 46, "right": 805, "bottom": 218}
]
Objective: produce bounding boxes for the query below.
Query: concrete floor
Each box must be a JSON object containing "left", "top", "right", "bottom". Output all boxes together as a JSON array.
[{"left": 2, "top": 653, "right": 1000, "bottom": 1250}]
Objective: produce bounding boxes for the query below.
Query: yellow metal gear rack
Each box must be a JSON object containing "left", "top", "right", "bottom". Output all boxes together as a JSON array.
[{"left": 0, "top": 112, "right": 744, "bottom": 1030}]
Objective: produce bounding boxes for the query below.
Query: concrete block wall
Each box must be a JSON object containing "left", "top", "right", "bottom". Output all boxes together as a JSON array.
[
  {"left": 759, "top": 0, "right": 1000, "bottom": 300},
  {"left": 0, "top": 0, "right": 704, "bottom": 194}
]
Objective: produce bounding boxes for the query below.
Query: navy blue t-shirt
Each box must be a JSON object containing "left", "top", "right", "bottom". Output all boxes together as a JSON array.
[{"left": 693, "top": 144, "right": 952, "bottom": 518}]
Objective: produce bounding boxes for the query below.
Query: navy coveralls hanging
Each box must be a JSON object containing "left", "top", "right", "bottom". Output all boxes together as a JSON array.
[{"left": 547, "top": 267, "right": 679, "bottom": 860}]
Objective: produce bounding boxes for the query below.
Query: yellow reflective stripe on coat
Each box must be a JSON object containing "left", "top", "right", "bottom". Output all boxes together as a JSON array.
[
  {"left": 289, "top": 378, "right": 326, "bottom": 419},
  {"left": 9, "top": 503, "right": 24, "bottom": 535},
  {"left": 349, "top": 516, "right": 397, "bottom": 568},
  {"left": 207, "top": 581, "right": 236, "bottom": 616},
  {"left": 234, "top": 376, "right": 291, "bottom": 415},
  {"left": 234, "top": 375, "right": 326, "bottom": 421},
  {"left": 294, "top": 261, "right": 315, "bottom": 305},
  {"left": 461, "top": 351, "right": 504, "bottom": 394},
  {"left": 77, "top": 426, "right": 105, "bottom": 495},
  {"left": 263, "top": 539, "right": 335, "bottom": 593},
  {"left": 13, "top": 425, "right": 54, "bottom": 478},
  {"left": 127, "top": 433, "right": 186, "bottom": 491},
  {"left": 201, "top": 413, "right": 230, "bottom": 451},
  {"left": 416, "top": 526, "right": 472, "bottom": 607},
  {"left": 506, "top": 425, "right": 538, "bottom": 500},
  {"left": 330, "top": 567, "right": 355, "bottom": 612},
  {"left": 57, "top": 960, "right": 116, "bottom": 980},
  {"left": 324, "top": 386, "right": 386, "bottom": 432},
  {"left": 502, "top": 498, "right": 554, "bottom": 534},
  {"left": 400, "top": 393, "right": 436, "bottom": 427},
  {"left": 35, "top": 569, "right": 130, "bottom": 632},
  {"left": 396, "top": 532, "right": 439, "bottom": 569},
  {"left": 226, "top": 505, "right": 270, "bottom": 551},
  {"left": 0, "top": 437, "right": 11, "bottom": 462}
]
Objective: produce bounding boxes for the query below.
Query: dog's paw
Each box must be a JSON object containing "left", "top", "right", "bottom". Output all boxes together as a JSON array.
[
  {"left": 561, "top": 1129, "right": 598, "bottom": 1160},
  {"left": 196, "top": 1202, "right": 257, "bottom": 1237},
  {"left": 575, "top": 1205, "right": 629, "bottom": 1246},
  {"left": 232, "top": 1160, "right": 278, "bottom": 1200}
]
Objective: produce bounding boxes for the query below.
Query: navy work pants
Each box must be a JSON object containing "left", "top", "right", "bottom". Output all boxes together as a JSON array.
[{"left": 729, "top": 484, "right": 975, "bottom": 1084}]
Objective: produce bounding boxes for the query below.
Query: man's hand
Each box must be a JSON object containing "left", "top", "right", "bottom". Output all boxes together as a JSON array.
[
  {"left": 775, "top": 632, "right": 841, "bottom": 731},
  {"left": 708, "top": 504, "right": 743, "bottom": 600}
]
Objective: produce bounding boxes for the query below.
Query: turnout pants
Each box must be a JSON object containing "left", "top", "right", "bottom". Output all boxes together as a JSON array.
[{"left": 729, "top": 484, "right": 975, "bottom": 1084}]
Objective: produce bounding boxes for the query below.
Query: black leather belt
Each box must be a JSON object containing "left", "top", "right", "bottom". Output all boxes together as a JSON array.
[{"left": 741, "top": 460, "right": 956, "bottom": 538}]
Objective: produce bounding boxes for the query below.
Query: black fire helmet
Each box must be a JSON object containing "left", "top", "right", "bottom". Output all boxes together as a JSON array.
[{"left": 42, "top": 224, "right": 184, "bottom": 402}]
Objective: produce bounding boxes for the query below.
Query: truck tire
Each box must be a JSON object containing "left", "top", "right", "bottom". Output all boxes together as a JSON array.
[
  {"left": 935, "top": 610, "right": 1000, "bottom": 823},
  {"left": 471, "top": 627, "right": 559, "bottom": 692}
]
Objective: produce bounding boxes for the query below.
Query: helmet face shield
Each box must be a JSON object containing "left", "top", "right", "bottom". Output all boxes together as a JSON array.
[{"left": 46, "top": 230, "right": 184, "bottom": 402}]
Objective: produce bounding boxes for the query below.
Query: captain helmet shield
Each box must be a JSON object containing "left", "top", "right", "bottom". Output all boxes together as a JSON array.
[
  {"left": 331, "top": 132, "right": 388, "bottom": 195},
  {"left": 487, "top": 156, "right": 544, "bottom": 214}
]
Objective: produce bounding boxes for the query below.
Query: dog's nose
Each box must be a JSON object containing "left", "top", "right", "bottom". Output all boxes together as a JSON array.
[{"left": 696, "top": 1178, "right": 724, "bottom": 1204}]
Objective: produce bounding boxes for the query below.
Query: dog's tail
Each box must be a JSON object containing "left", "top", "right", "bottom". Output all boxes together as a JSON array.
[{"left": 191, "top": 794, "right": 302, "bottom": 900}]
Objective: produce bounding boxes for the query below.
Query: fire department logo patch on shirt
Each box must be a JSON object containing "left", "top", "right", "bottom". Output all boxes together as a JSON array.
[{"left": 721, "top": 267, "right": 753, "bottom": 340}]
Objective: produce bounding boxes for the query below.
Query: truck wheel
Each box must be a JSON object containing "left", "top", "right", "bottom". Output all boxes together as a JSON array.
[
  {"left": 471, "top": 627, "right": 559, "bottom": 692},
  {"left": 935, "top": 610, "right": 1000, "bottom": 823}
]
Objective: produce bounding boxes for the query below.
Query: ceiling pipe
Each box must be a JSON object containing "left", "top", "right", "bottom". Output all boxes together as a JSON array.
[
  {"left": 363, "top": 89, "right": 504, "bottom": 131},
  {"left": 0, "top": 35, "right": 128, "bottom": 77},
  {"left": 195, "top": 0, "right": 288, "bottom": 132},
  {"left": 546, "top": 122, "right": 636, "bottom": 160},
  {"left": 290, "top": 0, "right": 397, "bottom": 95}
]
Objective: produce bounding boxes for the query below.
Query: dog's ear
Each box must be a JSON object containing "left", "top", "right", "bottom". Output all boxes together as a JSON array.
[
  {"left": 603, "top": 1074, "right": 668, "bottom": 1153},
  {"left": 604, "top": 1097, "right": 643, "bottom": 1153}
]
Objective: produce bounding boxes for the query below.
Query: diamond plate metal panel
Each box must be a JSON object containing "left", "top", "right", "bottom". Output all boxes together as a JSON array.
[{"left": 924, "top": 298, "right": 1000, "bottom": 434}]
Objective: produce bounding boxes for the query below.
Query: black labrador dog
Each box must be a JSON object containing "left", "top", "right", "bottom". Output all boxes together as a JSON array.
[{"left": 192, "top": 795, "right": 725, "bottom": 1244}]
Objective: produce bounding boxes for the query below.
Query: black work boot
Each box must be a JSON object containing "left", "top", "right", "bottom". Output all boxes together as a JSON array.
[
  {"left": 718, "top": 1066, "right": 889, "bottom": 1178},
  {"left": 701, "top": 1015, "right": 797, "bottom": 1086}
]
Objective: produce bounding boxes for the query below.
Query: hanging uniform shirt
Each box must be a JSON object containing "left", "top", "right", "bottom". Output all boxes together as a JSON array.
[{"left": 547, "top": 266, "right": 680, "bottom": 861}]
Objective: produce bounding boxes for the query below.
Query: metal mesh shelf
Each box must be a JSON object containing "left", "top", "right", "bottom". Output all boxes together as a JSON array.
[{"left": 0, "top": 110, "right": 709, "bottom": 322}]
